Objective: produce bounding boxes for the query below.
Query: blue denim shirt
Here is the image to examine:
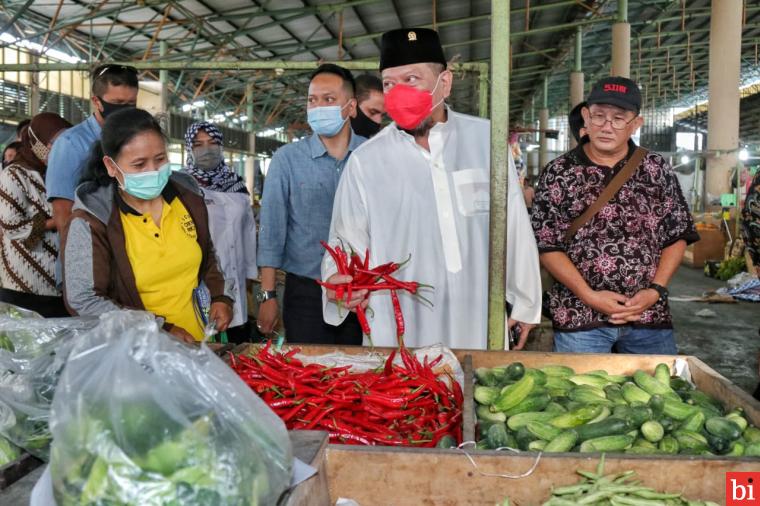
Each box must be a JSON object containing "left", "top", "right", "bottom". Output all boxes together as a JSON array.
[
  {"left": 257, "top": 131, "right": 365, "bottom": 279},
  {"left": 46, "top": 114, "right": 102, "bottom": 201}
]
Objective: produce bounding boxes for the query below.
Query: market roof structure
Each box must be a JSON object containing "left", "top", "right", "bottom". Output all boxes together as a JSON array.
[{"left": 2, "top": 0, "right": 760, "bottom": 133}]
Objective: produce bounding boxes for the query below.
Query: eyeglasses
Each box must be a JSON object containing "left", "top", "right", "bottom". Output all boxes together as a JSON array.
[
  {"left": 95, "top": 64, "right": 138, "bottom": 78},
  {"left": 588, "top": 112, "right": 638, "bottom": 130}
]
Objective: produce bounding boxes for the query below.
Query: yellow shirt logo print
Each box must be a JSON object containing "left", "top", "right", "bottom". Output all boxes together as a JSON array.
[{"left": 181, "top": 214, "right": 197, "bottom": 239}]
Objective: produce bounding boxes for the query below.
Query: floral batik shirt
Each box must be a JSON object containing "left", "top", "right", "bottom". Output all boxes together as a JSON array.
[
  {"left": 743, "top": 171, "right": 760, "bottom": 269},
  {"left": 531, "top": 140, "right": 699, "bottom": 332}
]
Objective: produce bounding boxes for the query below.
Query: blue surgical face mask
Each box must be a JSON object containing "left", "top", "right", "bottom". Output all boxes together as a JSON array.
[
  {"left": 307, "top": 102, "right": 350, "bottom": 137},
  {"left": 110, "top": 158, "right": 171, "bottom": 201}
]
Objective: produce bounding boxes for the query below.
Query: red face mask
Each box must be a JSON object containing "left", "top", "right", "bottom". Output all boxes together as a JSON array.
[{"left": 384, "top": 74, "right": 444, "bottom": 130}]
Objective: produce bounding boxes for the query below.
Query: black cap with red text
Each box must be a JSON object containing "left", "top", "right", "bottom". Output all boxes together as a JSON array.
[{"left": 586, "top": 77, "right": 642, "bottom": 114}]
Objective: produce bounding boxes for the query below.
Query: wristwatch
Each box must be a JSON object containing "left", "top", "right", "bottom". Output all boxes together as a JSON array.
[
  {"left": 648, "top": 283, "right": 669, "bottom": 302},
  {"left": 256, "top": 290, "right": 277, "bottom": 303}
]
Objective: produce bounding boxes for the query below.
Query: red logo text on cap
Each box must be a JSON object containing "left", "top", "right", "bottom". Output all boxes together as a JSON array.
[{"left": 604, "top": 84, "right": 628, "bottom": 93}]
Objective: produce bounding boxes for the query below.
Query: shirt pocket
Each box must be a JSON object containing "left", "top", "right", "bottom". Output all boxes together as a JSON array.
[{"left": 452, "top": 169, "right": 490, "bottom": 217}]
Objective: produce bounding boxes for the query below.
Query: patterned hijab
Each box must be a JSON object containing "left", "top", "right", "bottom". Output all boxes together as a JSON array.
[{"left": 183, "top": 121, "right": 248, "bottom": 194}]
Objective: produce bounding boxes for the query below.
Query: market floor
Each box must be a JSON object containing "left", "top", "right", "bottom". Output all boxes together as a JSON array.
[{"left": 670, "top": 265, "right": 760, "bottom": 396}]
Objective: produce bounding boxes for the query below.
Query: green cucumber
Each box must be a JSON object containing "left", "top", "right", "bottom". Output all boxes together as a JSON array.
[
  {"left": 569, "top": 386, "right": 611, "bottom": 405},
  {"left": 673, "top": 429, "right": 709, "bottom": 451},
  {"left": 486, "top": 423, "right": 510, "bottom": 449},
  {"left": 575, "top": 417, "right": 632, "bottom": 442},
  {"left": 492, "top": 374, "right": 535, "bottom": 413},
  {"left": 550, "top": 405, "right": 604, "bottom": 429},
  {"left": 705, "top": 417, "right": 743, "bottom": 441},
  {"left": 669, "top": 377, "right": 693, "bottom": 392},
  {"left": 627, "top": 406, "right": 654, "bottom": 427},
  {"left": 506, "top": 411, "right": 557, "bottom": 431},
  {"left": 663, "top": 398, "right": 699, "bottom": 421},
  {"left": 745, "top": 442, "right": 760, "bottom": 457},
  {"left": 658, "top": 435, "right": 679, "bottom": 454},
  {"left": 684, "top": 390, "right": 723, "bottom": 413},
  {"left": 476, "top": 405, "right": 507, "bottom": 424},
  {"left": 743, "top": 426, "right": 760, "bottom": 444},
  {"left": 641, "top": 420, "right": 665, "bottom": 443},
  {"left": 475, "top": 367, "right": 498, "bottom": 387},
  {"left": 523, "top": 369, "right": 548, "bottom": 386},
  {"left": 726, "top": 413, "right": 749, "bottom": 432},
  {"left": 528, "top": 440, "right": 548, "bottom": 451},
  {"left": 579, "top": 434, "right": 635, "bottom": 453},
  {"left": 545, "top": 376, "right": 576, "bottom": 392},
  {"left": 505, "top": 362, "right": 526, "bottom": 381},
  {"left": 545, "top": 402, "right": 567, "bottom": 414},
  {"left": 569, "top": 374, "right": 610, "bottom": 389},
  {"left": 474, "top": 385, "right": 501, "bottom": 405},
  {"left": 515, "top": 426, "right": 538, "bottom": 451},
  {"left": 544, "top": 429, "right": 579, "bottom": 453},
  {"left": 503, "top": 392, "right": 552, "bottom": 417},
  {"left": 622, "top": 382, "right": 651, "bottom": 404},
  {"left": 633, "top": 437, "right": 658, "bottom": 449},
  {"left": 705, "top": 433, "right": 731, "bottom": 455},
  {"left": 633, "top": 370, "right": 674, "bottom": 396},
  {"left": 647, "top": 394, "right": 665, "bottom": 418},
  {"left": 540, "top": 365, "right": 575, "bottom": 377},
  {"left": 727, "top": 441, "right": 745, "bottom": 457},
  {"left": 604, "top": 385, "right": 627, "bottom": 406},
  {"left": 654, "top": 363, "right": 671, "bottom": 385},
  {"left": 526, "top": 421, "right": 563, "bottom": 441},
  {"left": 436, "top": 435, "right": 457, "bottom": 449},
  {"left": 680, "top": 411, "right": 706, "bottom": 432}
]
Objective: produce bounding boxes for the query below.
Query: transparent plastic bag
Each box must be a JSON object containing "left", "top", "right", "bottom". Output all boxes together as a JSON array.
[
  {"left": 50, "top": 310, "right": 293, "bottom": 506},
  {"left": 0, "top": 309, "right": 98, "bottom": 460}
]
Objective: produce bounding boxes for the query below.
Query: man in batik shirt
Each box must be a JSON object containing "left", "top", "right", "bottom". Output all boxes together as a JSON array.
[{"left": 532, "top": 77, "right": 699, "bottom": 354}]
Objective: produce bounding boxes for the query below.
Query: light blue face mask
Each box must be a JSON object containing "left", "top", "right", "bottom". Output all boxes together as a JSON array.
[
  {"left": 307, "top": 102, "right": 350, "bottom": 137},
  {"left": 110, "top": 158, "right": 171, "bottom": 201}
]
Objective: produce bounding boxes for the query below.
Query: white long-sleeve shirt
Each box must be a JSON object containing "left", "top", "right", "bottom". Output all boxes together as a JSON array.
[
  {"left": 202, "top": 189, "right": 258, "bottom": 328},
  {"left": 321, "top": 108, "right": 542, "bottom": 349}
]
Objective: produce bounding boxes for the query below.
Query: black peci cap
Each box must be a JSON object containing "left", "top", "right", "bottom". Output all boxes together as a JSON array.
[
  {"left": 586, "top": 76, "right": 642, "bottom": 114},
  {"left": 379, "top": 28, "right": 447, "bottom": 71}
]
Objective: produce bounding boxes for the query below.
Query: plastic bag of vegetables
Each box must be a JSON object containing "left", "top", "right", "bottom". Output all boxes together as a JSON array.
[
  {"left": 0, "top": 304, "right": 98, "bottom": 373},
  {"left": 0, "top": 313, "right": 98, "bottom": 460},
  {"left": 49, "top": 310, "right": 293, "bottom": 506}
]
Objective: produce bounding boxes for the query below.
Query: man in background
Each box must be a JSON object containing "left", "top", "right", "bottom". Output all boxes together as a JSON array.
[{"left": 350, "top": 74, "right": 385, "bottom": 138}]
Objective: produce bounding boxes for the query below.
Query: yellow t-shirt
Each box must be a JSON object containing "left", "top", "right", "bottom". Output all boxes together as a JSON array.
[{"left": 120, "top": 194, "right": 205, "bottom": 341}]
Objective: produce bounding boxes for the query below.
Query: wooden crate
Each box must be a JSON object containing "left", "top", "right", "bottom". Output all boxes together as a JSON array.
[
  {"left": 0, "top": 453, "right": 42, "bottom": 490},
  {"left": 325, "top": 445, "right": 755, "bottom": 505}
]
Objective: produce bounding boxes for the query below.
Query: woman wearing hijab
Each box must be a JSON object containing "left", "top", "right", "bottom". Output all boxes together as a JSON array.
[
  {"left": 183, "top": 122, "right": 257, "bottom": 343},
  {"left": 0, "top": 112, "right": 71, "bottom": 316}
]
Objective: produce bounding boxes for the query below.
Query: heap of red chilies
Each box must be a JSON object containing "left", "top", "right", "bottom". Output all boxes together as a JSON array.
[
  {"left": 230, "top": 341, "right": 463, "bottom": 447},
  {"left": 317, "top": 241, "right": 430, "bottom": 346}
]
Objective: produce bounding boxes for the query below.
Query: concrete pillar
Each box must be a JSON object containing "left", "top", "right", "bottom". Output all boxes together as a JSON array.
[
  {"left": 706, "top": 0, "right": 742, "bottom": 202},
  {"left": 539, "top": 108, "right": 549, "bottom": 170},
  {"left": 244, "top": 133, "right": 257, "bottom": 197},
  {"left": 159, "top": 41, "right": 169, "bottom": 114},
  {"left": 528, "top": 150, "right": 539, "bottom": 177},
  {"left": 611, "top": 0, "right": 630, "bottom": 77},
  {"left": 569, "top": 27, "right": 584, "bottom": 149}
]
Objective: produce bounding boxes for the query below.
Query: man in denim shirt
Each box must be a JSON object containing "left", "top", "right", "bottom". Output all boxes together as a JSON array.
[
  {"left": 47, "top": 65, "right": 138, "bottom": 237},
  {"left": 257, "top": 64, "right": 366, "bottom": 344}
]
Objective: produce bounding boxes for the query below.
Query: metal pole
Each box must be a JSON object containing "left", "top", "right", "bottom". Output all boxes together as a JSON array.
[
  {"left": 487, "top": 0, "right": 510, "bottom": 350},
  {"left": 618, "top": 0, "right": 628, "bottom": 22},
  {"left": 159, "top": 40, "right": 169, "bottom": 114},
  {"left": 574, "top": 26, "right": 583, "bottom": 73}
]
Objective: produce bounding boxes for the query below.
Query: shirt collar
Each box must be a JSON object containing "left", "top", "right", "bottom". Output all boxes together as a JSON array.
[
  {"left": 114, "top": 181, "right": 178, "bottom": 216},
  {"left": 575, "top": 138, "right": 637, "bottom": 168},
  {"left": 308, "top": 130, "right": 364, "bottom": 160},
  {"left": 88, "top": 114, "right": 103, "bottom": 137}
]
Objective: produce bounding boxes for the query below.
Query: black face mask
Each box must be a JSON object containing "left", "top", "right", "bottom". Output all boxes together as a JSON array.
[
  {"left": 97, "top": 97, "right": 134, "bottom": 119},
  {"left": 350, "top": 106, "right": 382, "bottom": 138}
]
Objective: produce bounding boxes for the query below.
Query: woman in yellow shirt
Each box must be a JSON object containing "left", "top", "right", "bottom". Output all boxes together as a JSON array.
[{"left": 63, "top": 108, "right": 232, "bottom": 342}]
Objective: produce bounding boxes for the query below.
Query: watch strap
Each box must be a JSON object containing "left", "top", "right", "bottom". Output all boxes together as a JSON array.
[{"left": 648, "top": 283, "right": 668, "bottom": 301}]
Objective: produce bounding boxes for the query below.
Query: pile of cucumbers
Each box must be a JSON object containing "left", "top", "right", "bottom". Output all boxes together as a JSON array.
[{"left": 474, "top": 362, "right": 760, "bottom": 456}]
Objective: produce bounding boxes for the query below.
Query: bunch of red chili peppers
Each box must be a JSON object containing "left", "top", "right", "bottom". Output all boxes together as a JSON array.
[
  {"left": 317, "top": 241, "right": 431, "bottom": 347},
  {"left": 230, "top": 341, "right": 463, "bottom": 447}
]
